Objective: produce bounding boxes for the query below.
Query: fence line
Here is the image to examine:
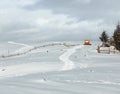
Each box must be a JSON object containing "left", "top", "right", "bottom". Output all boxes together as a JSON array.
[{"left": 0, "top": 43, "right": 78, "bottom": 58}]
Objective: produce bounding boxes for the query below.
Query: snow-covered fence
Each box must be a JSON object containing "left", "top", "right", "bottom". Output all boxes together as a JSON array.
[{"left": 0, "top": 43, "right": 78, "bottom": 58}]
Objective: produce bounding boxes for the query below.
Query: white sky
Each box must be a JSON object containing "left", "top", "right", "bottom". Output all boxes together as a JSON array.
[{"left": 0, "top": 0, "right": 119, "bottom": 42}]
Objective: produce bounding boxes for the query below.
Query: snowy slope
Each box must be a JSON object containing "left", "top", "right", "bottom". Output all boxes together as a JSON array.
[{"left": 0, "top": 42, "right": 120, "bottom": 94}]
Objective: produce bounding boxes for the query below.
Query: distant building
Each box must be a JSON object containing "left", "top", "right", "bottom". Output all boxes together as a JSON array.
[
  {"left": 97, "top": 46, "right": 118, "bottom": 54},
  {"left": 97, "top": 46, "right": 110, "bottom": 54}
]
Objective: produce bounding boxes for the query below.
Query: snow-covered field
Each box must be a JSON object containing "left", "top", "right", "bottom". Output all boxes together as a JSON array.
[{"left": 0, "top": 41, "right": 120, "bottom": 94}]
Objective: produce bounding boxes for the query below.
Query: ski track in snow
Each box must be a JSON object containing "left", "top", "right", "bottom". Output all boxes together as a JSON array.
[
  {"left": 65, "top": 80, "right": 120, "bottom": 86},
  {"left": 59, "top": 45, "right": 87, "bottom": 71},
  {"left": 8, "top": 41, "right": 29, "bottom": 47},
  {"left": 8, "top": 41, "right": 33, "bottom": 54}
]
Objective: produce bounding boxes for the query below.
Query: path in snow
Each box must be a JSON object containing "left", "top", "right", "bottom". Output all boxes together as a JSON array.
[
  {"left": 65, "top": 80, "right": 120, "bottom": 86},
  {"left": 8, "top": 41, "right": 29, "bottom": 47},
  {"left": 0, "top": 41, "right": 34, "bottom": 58},
  {"left": 8, "top": 41, "right": 33, "bottom": 54},
  {"left": 59, "top": 45, "right": 85, "bottom": 71}
]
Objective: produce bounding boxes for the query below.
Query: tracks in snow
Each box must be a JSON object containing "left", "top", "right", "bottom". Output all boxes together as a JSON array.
[{"left": 59, "top": 45, "right": 84, "bottom": 71}]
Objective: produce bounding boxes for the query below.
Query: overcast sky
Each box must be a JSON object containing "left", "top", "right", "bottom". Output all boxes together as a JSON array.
[{"left": 0, "top": 0, "right": 120, "bottom": 42}]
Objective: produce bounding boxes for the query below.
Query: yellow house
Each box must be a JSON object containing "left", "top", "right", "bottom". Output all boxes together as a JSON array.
[{"left": 84, "top": 40, "right": 91, "bottom": 45}]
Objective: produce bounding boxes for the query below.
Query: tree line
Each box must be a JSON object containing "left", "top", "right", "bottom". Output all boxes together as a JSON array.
[{"left": 99, "top": 23, "right": 120, "bottom": 51}]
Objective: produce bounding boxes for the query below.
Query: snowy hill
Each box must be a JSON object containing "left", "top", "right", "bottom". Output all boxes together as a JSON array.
[{"left": 0, "top": 41, "right": 120, "bottom": 94}]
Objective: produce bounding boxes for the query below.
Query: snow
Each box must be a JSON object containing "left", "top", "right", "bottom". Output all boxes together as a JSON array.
[
  {"left": 0, "top": 62, "right": 61, "bottom": 78},
  {"left": 0, "top": 41, "right": 120, "bottom": 94},
  {"left": 59, "top": 45, "right": 84, "bottom": 70}
]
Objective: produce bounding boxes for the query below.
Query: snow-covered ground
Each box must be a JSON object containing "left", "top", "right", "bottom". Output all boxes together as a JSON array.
[{"left": 0, "top": 41, "right": 120, "bottom": 94}]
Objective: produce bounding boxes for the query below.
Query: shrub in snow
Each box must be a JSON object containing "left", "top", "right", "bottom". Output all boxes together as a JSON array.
[{"left": 99, "top": 31, "right": 110, "bottom": 47}]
